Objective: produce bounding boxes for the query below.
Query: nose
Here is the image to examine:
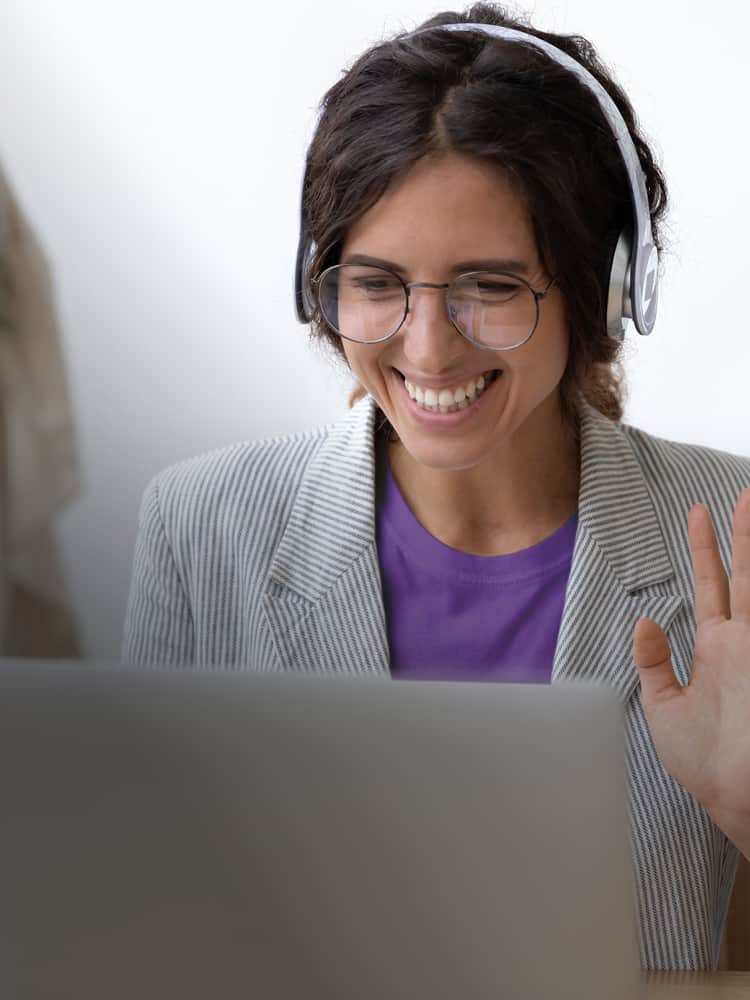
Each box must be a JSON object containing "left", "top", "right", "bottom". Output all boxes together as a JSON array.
[{"left": 398, "top": 284, "right": 468, "bottom": 373}]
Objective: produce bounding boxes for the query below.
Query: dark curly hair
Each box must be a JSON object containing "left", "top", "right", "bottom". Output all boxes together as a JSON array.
[{"left": 302, "top": 2, "right": 669, "bottom": 442}]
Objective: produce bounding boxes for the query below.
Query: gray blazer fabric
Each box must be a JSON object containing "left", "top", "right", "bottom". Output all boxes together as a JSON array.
[{"left": 122, "top": 394, "right": 750, "bottom": 971}]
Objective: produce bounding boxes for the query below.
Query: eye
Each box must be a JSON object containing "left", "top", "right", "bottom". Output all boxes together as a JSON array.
[
  {"left": 352, "top": 277, "right": 402, "bottom": 293},
  {"left": 452, "top": 274, "right": 526, "bottom": 304},
  {"left": 477, "top": 280, "right": 520, "bottom": 294}
]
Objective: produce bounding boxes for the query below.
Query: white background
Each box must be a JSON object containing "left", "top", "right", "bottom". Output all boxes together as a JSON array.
[{"left": 0, "top": 0, "right": 747, "bottom": 658}]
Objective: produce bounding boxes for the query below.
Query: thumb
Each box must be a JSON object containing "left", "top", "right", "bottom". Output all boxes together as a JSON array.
[{"left": 632, "top": 617, "right": 682, "bottom": 707}]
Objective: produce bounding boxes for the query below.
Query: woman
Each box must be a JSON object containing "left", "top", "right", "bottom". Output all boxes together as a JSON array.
[{"left": 122, "top": 3, "right": 750, "bottom": 972}]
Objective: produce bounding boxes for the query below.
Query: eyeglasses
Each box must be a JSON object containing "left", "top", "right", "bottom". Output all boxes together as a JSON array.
[{"left": 310, "top": 264, "right": 557, "bottom": 351}]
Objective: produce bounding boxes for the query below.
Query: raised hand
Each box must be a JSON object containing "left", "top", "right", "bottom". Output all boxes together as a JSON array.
[{"left": 632, "top": 487, "right": 750, "bottom": 857}]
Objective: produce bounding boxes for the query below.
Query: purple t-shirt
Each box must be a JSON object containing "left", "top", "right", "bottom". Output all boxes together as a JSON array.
[{"left": 375, "top": 441, "right": 578, "bottom": 684}]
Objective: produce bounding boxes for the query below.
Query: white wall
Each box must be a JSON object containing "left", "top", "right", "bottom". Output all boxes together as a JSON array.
[{"left": 0, "top": 0, "right": 747, "bottom": 658}]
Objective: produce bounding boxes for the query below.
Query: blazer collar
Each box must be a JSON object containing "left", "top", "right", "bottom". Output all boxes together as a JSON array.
[
  {"left": 266, "top": 394, "right": 381, "bottom": 603},
  {"left": 575, "top": 398, "right": 675, "bottom": 593},
  {"left": 264, "top": 395, "right": 684, "bottom": 699},
  {"left": 262, "top": 395, "right": 390, "bottom": 679},
  {"left": 550, "top": 398, "right": 684, "bottom": 700}
]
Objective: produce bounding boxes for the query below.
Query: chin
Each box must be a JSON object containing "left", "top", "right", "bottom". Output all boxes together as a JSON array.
[{"left": 395, "top": 433, "right": 494, "bottom": 473}]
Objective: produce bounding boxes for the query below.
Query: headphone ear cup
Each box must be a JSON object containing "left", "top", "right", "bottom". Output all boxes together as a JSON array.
[
  {"left": 604, "top": 228, "right": 633, "bottom": 343},
  {"left": 303, "top": 239, "right": 317, "bottom": 320},
  {"left": 294, "top": 161, "right": 319, "bottom": 324},
  {"left": 294, "top": 225, "right": 320, "bottom": 324}
]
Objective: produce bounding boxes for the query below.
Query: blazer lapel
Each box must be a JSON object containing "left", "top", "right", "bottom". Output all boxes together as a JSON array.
[
  {"left": 262, "top": 396, "right": 391, "bottom": 678},
  {"left": 551, "top": 401, "right": 685, "bottom": 703}
]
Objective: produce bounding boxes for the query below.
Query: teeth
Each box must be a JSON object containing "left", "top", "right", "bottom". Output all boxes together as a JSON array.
[{"left": 404, "top": 371, "right": 497, "bottom": 411}]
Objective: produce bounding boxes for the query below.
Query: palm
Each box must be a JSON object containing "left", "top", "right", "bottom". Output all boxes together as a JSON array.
[{"left": 633, "top": 488, "right": 750, "bottom": 836}]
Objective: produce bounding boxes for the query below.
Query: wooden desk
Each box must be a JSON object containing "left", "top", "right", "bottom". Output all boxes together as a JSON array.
[{"left": 646, "top": 972, "right": 750, "bottom": 996}]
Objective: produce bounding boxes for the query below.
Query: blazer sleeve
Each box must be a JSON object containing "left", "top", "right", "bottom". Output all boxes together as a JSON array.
[{"left": 121, "top": 474, "right": 195, "bottom": 666}]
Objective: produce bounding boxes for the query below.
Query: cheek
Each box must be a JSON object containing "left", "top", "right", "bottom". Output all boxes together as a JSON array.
[
  {"left": 528, "top": 314, "right": 570, "bottom": 373},
  {"left": 501, "top": 324, "right": 569, "bottom": 385},
  {"left": 342, "top": 343, "right": 384, "bottom": 387},
  {"left": 341, "top": 342, "right": 364, "bottom": 381},
  {"left": 340, "top": 341, "right": 359, "bottom": 379},
  {"left": 548, "top": 303, "right": 570, "bottom": 357}
]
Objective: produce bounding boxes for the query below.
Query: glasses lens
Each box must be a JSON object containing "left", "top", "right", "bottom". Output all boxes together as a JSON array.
[
  {"left": 448, "top": 273, "right": 538, "bottom": 349},
  {"left": 317, "top": 265, "right": 406, "bottom": 342}
]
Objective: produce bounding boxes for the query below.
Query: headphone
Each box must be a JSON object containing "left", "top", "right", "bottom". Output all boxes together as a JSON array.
[{"left": 294, "top": 22, "right": 659, "bottom": 343}]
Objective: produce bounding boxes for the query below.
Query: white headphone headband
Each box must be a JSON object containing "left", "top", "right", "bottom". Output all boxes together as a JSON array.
[
  {"left": 294, "top": 21, "right": 659, "bottom": 339},
  {"left": 414, "top": 23, "right": 658, "bottom": 336}
]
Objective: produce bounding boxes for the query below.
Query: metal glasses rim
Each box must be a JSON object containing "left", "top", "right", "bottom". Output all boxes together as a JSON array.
[{"left": 310, "top": 263, "right": 558, "bottom": 351}]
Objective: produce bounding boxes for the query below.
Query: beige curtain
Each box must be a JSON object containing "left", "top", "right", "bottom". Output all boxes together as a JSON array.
[{"left": 0, "top": 160, "right": 81, "bottom": 657}]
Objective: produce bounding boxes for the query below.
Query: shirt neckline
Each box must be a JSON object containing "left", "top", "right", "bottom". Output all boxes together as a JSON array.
[{"left": 376, "top": 437, "right": 579, "bottom": 584}]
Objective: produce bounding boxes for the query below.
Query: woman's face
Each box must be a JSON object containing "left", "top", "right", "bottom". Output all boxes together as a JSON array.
[{"left": 337, "top": 151, "right": 571, "bottom": 473}]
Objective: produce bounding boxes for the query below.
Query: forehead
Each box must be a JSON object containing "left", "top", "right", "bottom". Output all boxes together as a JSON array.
[{"left": 341, "top": 151, "right": 537, "bottom": 264}]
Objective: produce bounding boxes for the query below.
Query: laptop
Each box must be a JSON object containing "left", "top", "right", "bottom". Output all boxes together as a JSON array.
[{"left": 0, "top": 659, "right": 643, "bottom": 999}]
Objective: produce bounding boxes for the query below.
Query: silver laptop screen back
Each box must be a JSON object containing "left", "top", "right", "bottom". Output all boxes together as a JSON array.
[{"left": 0, "top": 662, "right": 643, "bottom": 999}]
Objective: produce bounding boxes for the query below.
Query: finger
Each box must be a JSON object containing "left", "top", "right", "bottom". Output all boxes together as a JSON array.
[
  {"left": 633, "top": 617, "right": 683, "bottom": 707},
  {"left": 688, "top": 503, "right": 731, "bottom": 625},
  {"left": 731, "top": 487, "right": 750, "bottom": 624}
]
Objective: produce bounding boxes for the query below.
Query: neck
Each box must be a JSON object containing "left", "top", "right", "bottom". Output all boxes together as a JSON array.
[{"left": 385, "top": 399, "right": 581, "bottom": 557}]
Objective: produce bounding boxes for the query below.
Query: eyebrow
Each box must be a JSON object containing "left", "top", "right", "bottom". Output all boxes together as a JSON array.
[{"left": 340, "top": 253, "right": 532, "bottom": 275}]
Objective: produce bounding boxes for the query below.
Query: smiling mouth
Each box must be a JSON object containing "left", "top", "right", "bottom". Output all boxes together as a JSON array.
[{"left": 398, "top": 369, "right": 502, "bottom": 413}]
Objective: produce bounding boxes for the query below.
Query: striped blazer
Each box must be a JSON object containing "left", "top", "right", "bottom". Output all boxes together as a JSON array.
[{"left": 122, "top": 393, "right": 750, "bottom": 971}]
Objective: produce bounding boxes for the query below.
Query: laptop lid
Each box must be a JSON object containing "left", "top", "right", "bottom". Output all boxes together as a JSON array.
[{"left": 0, "top": 660, "right": 643, "bottom": 999}]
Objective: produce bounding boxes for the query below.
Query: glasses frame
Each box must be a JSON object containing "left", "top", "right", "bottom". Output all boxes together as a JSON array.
[{"left": 310, "top": 264, "right": 558, "bottom": 351}]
